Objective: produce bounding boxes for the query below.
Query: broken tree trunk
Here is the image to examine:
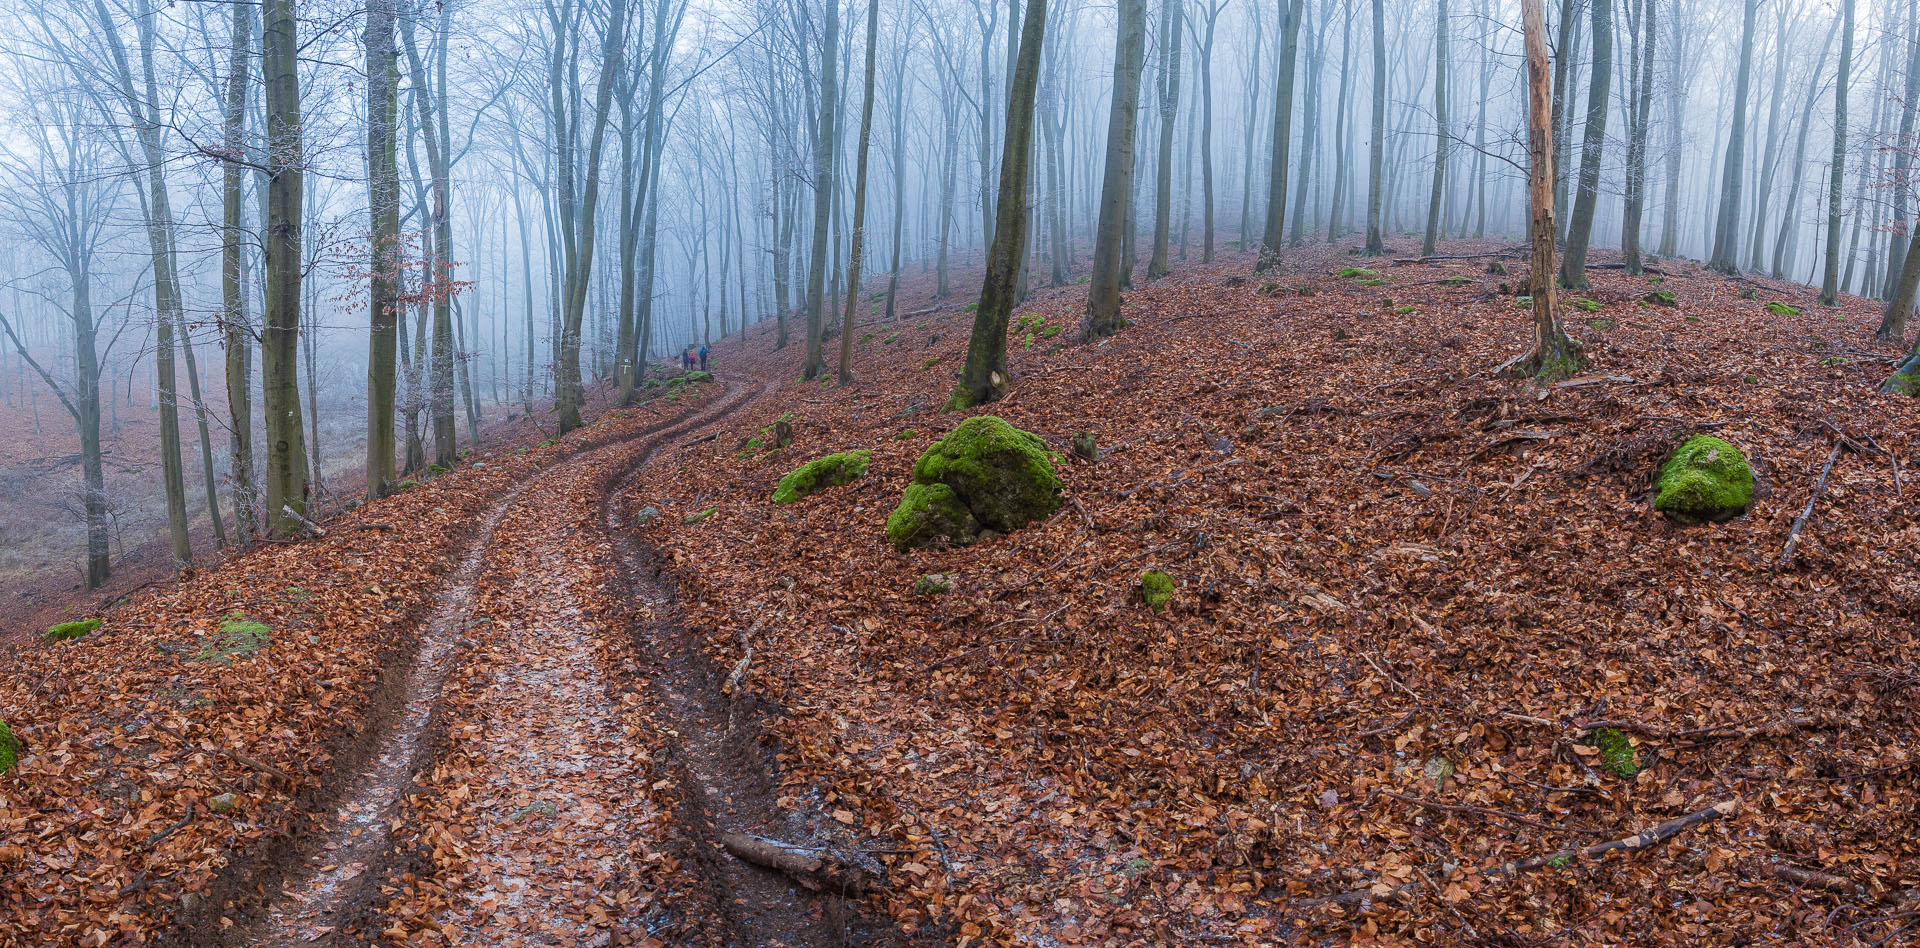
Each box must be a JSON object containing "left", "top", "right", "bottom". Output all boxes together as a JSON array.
[{"left": 721, "top": 832, "right": 869, "bottom": 893}]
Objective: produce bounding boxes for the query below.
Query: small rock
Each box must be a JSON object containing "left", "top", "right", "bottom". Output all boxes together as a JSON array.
[
  {"left": 913, "top": 573, "right": 956, "bottom": 596},
  {"left": 208, "top": 792, "right": 240, "bottom": 814},
  {"left": 1319, "top": 789, "right": 1339, "bottom": 810},
  {"left": 635, "top": 506, "right": 661, "bottom": 525},
  {"left": 1203, "top": 433, "right": 1234, "bottom": 455}
]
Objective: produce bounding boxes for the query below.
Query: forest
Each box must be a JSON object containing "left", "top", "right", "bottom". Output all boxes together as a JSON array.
[{"left": 0, "top": 0, "right": 1917, "bottom": 942}]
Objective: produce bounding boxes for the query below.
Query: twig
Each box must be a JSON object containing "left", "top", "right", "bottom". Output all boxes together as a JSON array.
[
  {"left": 151, "top": 723, "right": 295, "bottom": 784},
  {"left": 141, "top": 804, "right": 196, "bottom": 849},
  {"left": 1358, "top": 709, "right": 1416, "bottom": 737},
  {"left": 1768, "top": 863, "right": 1864, "bottom": 896},
  {"left": 1779, "top": 442, "right": 1843, "bottom": 563}
]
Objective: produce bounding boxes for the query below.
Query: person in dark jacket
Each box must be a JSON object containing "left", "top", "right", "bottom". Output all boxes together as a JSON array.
[{"left": 698, "top": 344, "right": 710, "bottom": 372}]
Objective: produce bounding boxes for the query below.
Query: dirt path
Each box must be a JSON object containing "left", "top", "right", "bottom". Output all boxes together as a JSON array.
[{"left": 245, "top": 383, "right": 773, "bottom": 947}]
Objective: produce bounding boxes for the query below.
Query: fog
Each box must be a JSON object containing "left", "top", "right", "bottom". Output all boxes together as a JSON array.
[{"left": 0, "top": 0, "right": 1912, "bottom": 592}]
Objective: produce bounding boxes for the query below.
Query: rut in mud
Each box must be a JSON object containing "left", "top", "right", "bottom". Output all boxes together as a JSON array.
[{"left": 240, "top": 380, "right": 898, "bottom": 948}]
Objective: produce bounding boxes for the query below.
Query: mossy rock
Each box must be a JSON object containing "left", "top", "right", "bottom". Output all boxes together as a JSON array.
[
  {"left": 772, "top": 450, "right": 872, "bottom": 504},
  {"left": 1571, "top": 297, "right": 1601, "bottom": 312},
  {"left": 1653, "top": 435, "right": 1754, "bottom": 523},
  {"left": 886, "top": 482, "right": 981, "bottom": 550},
  {"left": 913, "top": 573, "right": 956, "bottom": 595},
  {"left": 1335, "top": 267, "right": 1378, "bottom": 279},
  {"left": 886, "top": 416, "right": 1062, "bottom": 551},
  {"left": 1765, "top": 301, "right": 1802, "bottom": 316},
  {"left": 44, "top": 618, "right": 101, "bottom": 644},
  {"left": 894, "top": 429, "right": 919, "bottom": 441},
  {"left": 0, "top": 719, "right": 17, "bottom": 773},
  {"left": 1887, "top": 372, "right": 1920, "bottom": 396},
  {"left": 1644, "top": 289, "right": 1678, "bottom": 307},
  {"left": 1254, "top": 280, "right": 1283, "bottom": 296},
  {"left": 1140, "top": 570, "right": 1175, "bottom": 613}
]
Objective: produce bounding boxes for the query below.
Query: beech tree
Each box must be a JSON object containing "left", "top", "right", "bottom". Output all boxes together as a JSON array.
[
  {"left": 1558, "top": 0, "right": 1610, "bottom": 288},
  {"left": 1521, "top": 0, "right": 1577, "bottom": 378},
  {"left": 1080, "top": 0, "right": 1147, "bottom": 341}
]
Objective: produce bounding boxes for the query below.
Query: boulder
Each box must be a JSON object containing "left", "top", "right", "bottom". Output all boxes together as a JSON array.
[
  {"left": 1654, "top": 435, "right": 1753, "bottom": 523},
  {"left": 886, "top": 416, "right": 1062, "bottom": 551},
  {"left": 772, "top": 450, "right": 873, "bottom": 504}
]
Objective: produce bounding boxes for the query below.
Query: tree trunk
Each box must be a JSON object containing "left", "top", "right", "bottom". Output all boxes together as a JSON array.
[
  {"left": 1254, "top": 0, "right": 1304, "bottom": 270},
  {"left": 225, "top": 0, "right": 259, "bottom": 538},
  {"left": 1707, "top": 0, "right": 1757, "bottom": 275},
  {"left": 262, "top": 0, "right": 309, "bottom": 536},
  {"left": 953, "top": 0, "right": 1050, "bottom": 407},
  {"left": 1420, "top": 0, "right": 1448, "bottom": 257},
  {"left": 1148, "top": 0, "right": 1181, "bottom": 279},
  {"left": 1521, "top": 0, "right": 1576, "bottom": 378},
  {"left": 365, "top": 0, "right": 399, "bottom": 499},
  {"left": 1559, "top": 0, "right": 1612, "bottom": 288},
  {"left": 803, "top": 0, "right": 840, "bottom": 381},
  {"left": 1877, "top": 9, "right": 1920, "bottom": 340},
  {"left": 1080, "top": 0, "right": 1148, "bottom": 340},
  {"left": 1620, "top": 0, "right": 1655, "bottom": 273},
  {"left": 838, "top": 0, "right": 882, "bottom": 384},
  {"left": 1819, "top": 0, "right": 1854, "bottom": 305},
  {"left": 1327, "top": 0, "right": 1351, "bottom": 242},
  {"left": 1362, "top": 0, "right": 1386, "bottom": 255}
]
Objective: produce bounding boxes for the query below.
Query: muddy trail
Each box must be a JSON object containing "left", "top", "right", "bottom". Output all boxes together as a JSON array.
[{"left": 235, "top": 379, "right": 899, "bottom": 948}]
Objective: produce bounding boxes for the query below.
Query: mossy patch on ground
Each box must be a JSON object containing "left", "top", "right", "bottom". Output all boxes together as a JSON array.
[
  {"left": 1335, "top": 267, "right": 1379, "bottom": 280},
  {"left": 1765, "top": 301, "right": 1802, "bottom": 316},
  {"left": 0, "top": 720, "right": 15, "bottom": 773},
  {"left": 1140, "top": 570, "right": 1175, "bottom": 613},
  {"left": 1653, "top": 435, "right": 1754, "bottom": 523},
  {"left": 44, "top": 618, "right": 101, "bottom": 644},
  {"left": 1590, "top": 728, "right": 1638, "bottom": 777},
  {"left": 771, "top": 450, "right": 873, "bottom": 504},
  {"left": 886, "top": 416, "right": 1063, "bottom": 551},
  {"left": 193, "top": 614, "right": 272, "bottom": 664},
  {"left": 1644, "top": 289, "right": 1677, "bottom": 307}
]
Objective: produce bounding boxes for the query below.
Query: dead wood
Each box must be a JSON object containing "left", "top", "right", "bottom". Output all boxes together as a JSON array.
[
  {"left": 1780, "top": 443, "right": 1843, "bottom": 563},
  {"left": 721, "top": 832, "right": 870, "bottom": 893}
]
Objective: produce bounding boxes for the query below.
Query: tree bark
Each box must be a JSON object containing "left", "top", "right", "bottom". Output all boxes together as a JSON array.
[
  {"left": 1420, "top": 0, "right": 1448, "bottom": 257},
  {"left": 1362, "top": 0, "right": 1386, "bottom": 255},
  {"left": 1559, "top": 0, "right": 1611, "bottom": 288},
  {"left": 1522, "top": 0, "right": 1577, "bottom": 378},
  {"left": 803, "top": 0, "right": 839, "bottom": 381},
  {"left": 365, "top": 0, "right": 399, "bottom": 499},
  {"left": 224, "top": 0, "right": 259, "bottom": 539},
  {"left": 1819, "top": 0, "right": 1855, "bottom": 306},
  {"left": 1877, "top": 9, "right": 1920, "bottom": 340},
  {"left": 262, "top": 0, "right": 310, "bottom": 537},
  {"left": 1254, "top": 0, "right": 1304, "bottom": 270},
  {"left": 1707, "top": 0, "right": 1757, "bottom": 275},
  {"left": 953, "top": 0, "right": 1049, "bottom": 407},
  {"left": 1081, "top": 0, "right": 1147, "bottom": 340},
  {"left": 838, "top": 0, "right": 882, "bottom": 384}
]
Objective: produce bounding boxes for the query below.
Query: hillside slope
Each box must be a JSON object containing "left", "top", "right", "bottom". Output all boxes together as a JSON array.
[{"left": 632, "top": 243, "right": 1919, "bottom": 945}]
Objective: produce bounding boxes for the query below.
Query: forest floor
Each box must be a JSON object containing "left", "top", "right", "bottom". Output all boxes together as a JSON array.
[{"left": 4, "top": 239, "right": 1919, "bottom": 947}]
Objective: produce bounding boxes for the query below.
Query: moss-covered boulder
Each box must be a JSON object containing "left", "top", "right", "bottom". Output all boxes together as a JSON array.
[
  {"left": 44, "top": 618, "right": 100, "bottom": 644},
  {"left": 771, "top": 450, "right": 872, "bottom": 504},
  {"left": 886, "top": 416, "right": 1062, "bottom": 551},
  {"left": 1654, "top": 435, "right": 1754, "bottom": 523},
  {"left": 886, "top": 482, "right": 981, "bottom": 549},
  {"left": 0, "top": 720, "right": 17, "bottom": 774}
]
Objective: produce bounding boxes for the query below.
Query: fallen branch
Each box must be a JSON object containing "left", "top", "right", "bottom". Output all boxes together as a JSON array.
[
  {"left": 721, "top": 832, "right": 869, "bottom": 893},
  {"left": 281, "top": 504, "right": 327, "bottom": 539},
  {"left": 1779, "top": 442, "right": 1843, "bottom": 563},
  {"left": 1553, "top": 375, "right": 1635, "bottom": 389},
  {"left": 1576, "top": 715, "right": 1816, "bottom": 742},
  {"left": 1390, "top": 249, "right": 1526, "bottom": 265},
  {"left": 141, "top": 804, "right": 196, "bottom": 849},
  {"left": 152, "top": 723, "right": 296, "bottom": 784},
  {"left": 1768, "top": 863, "right": 1865, "bottom": 896}
]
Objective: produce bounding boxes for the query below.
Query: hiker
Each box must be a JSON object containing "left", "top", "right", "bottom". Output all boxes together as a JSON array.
[{"left": 698, "top": 344, "right": 710, "bottom": 372}]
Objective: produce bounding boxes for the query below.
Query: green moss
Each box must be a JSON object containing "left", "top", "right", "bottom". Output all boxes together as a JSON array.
[
  {"left": 1040, "top": 325, "right": 1063, "bottom": 338},
  {"left": 1140, "top": 570, "right": 1175, "bottom": 613},
  {"left": 922, "top": 357, "right": 941, "bottom": 370},
  {"left": 1887, "top": 372, "right": 1920, "bottom": 396},
  {"left": 1297, "top": 285, "right": 1317, "bottom": 297},
  {"left": 1644, "top": 289, "right": 1677, "bottom": 307},
  {"left": 1586, "top": 318, "right": 1614, "bottom": 330},
  {"left": 1591, "top": 728, "right": 1638, "bottom": 777},
  {"left": 771, "top": 450, "right": 873, "bottom": 504},
  {"left": 44, "top": 618, "right": 101, "bottom": 644},
  {"left": 1359, "top": 278, "right": 1388, "bottom": 286},
  {"left": 886, "top": 482, "right": 980, "bottom": 550},
  {"left": 1441, "top": 275, "right": 1471, "bottom": 287},
  {"left": 1737, "top": 287, "right": 1758, "bottom": 300},
  {"left": 193, "top": 614, "right": 271, "bottom": 664},
  {"left": 913, "top": 573, "right": 956, "bottom": 595},
  {"left": 1255, "top": 280, "right": 1283, "bottom": 296},
  {"left": 1547, "top": 855, "right": 1573, "bottom": 869},
  {"left": 884, "top": 332, "right": 900, "bottom": 344},
  {"left": 0, "top": 720, "right": 15, "bottom": 774},
  {"left": 1653, "top": 435, "right": 1754, "bottom": 523},
  {"left": 860, "top": 332, "right": 875, "bottom": 344},
  {"left": 1571, "top": 297, "right": 1601, "bottom": 312},
  {"left": 1023, "top": 331, "right": 1036, "bottom": 349},
  {"left": 1393, "top": 305, "right": 1416, "bottom": 315},
  {"left": 685, "top": 506, "right": 718, "bottom": 524},
  {"left": 1765, "top": 301, "right": 1802, "bottom": 316},
  {"left": 887, "top": 416, "right": 1062, "bottom": 551},
  {"left": 1647, "top": 275, "right": 1663, "bottom": 284},
  {"left": 1516, "top": 295, "right": 1533, "bottom": 308},
  {"left": 1686, "top": 314, "right": 1701, "bottom": 322},
  {"left": 964, "top": 301, "right": 979, "bottom": 312},
  {"left": 894, "top": 429, "right": 919, "bottom": 441},
  {"left": 1335, "top": 267, "right": 1379, "bottom": 279}
]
